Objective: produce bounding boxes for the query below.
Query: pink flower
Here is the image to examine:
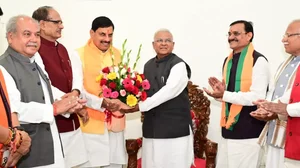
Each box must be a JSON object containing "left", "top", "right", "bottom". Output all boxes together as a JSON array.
[
  {"left": 110, "top": 91, "right": 119, "bottom": 99},
  {"left": 136, "top": 91, "right": 142, "bottom": 98},
  {"left": 103, "top": 88, "right": 112, "bottom": 98},
  {"left": 120, "top": 89, "right": 127, "bottom": 97},
  {"left": 122, "top": 78, "right": 132, "bottom": 85},
  {"left": 142, "top": 80, "right": 150, "bottom": 90}
]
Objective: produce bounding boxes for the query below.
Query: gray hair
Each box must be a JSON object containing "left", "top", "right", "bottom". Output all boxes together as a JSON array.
[
  {"left": 32, "top": 6, "right": 53, "bottom": 22},
  {"left": 6, "top": 15, "right": 39, "bottom": 35},
  {"left": 153, "top": 28, "right": 173, "bottom": 40}
]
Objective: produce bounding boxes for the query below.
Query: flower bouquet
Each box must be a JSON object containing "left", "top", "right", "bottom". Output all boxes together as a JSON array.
[{"left": 96, "top": 39, "right": 150, "bottom": 132}]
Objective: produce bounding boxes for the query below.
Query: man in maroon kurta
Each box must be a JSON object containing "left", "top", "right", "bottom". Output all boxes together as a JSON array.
[{"left": 32, "top": 6, "right": 88, "bottom": 167}]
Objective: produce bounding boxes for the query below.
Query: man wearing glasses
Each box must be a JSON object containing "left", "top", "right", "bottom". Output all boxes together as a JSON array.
[
  {"left": 251, "top": 19, "right": 300, "bottom": 168},
  {"left": 120, "top": 28, "right": 194, "bottom": 168},
  {"left": 32, "top": 6, "right": 89, "bottom": 168},
  {"left": 204, "top": 20, "right": 270, "bottom": 168}
]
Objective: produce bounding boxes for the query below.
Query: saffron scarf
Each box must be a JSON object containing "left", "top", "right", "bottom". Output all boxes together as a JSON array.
[
  {"left": 221, "top": 43, "right": 254, "bottom": 130},
  {"left": 77, "top": 39, "right": 121, "bottom": 134}
]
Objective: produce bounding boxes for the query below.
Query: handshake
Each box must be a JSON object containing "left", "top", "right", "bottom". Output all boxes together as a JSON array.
[{"left": 102, "top": 98, "right": 140, "bottom": 114}]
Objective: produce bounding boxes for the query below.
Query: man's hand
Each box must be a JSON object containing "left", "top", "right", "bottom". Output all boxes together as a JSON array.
[
  {"left": 77, "top": 108, "right": 89, "bottom": 124},
  {"left": 203, "top": 77, "right": 225, "bottom": 99},
  {"left": 61, "top": 90, "right": 80, "bottom": 99},
  {"left": 250, "top": 108, "right": 277, "bottom": 121},
  {"left": 101, "top": 98, "right": 121, "bottom": 112},
  {"left": 5, "top": 130, "right": 31, "bottom": 167},
  {"left": 53, "top": 96, "right": 84, "bottom": 115},
  {"left": 120, "top": 104, "right": 140, "bottom": 114},
  {"left": 260, "top": 100, "right": 288, "bottom": 116},
  {"left": 253, "top": 99, "right": 268, "bottom": 108}
]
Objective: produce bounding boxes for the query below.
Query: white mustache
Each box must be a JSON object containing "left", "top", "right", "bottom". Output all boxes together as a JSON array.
[{"left": 26, "top": 43, "right": 38, "bottom": 47}]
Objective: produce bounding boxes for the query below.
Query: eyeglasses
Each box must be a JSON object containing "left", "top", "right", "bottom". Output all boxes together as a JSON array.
[
  {"left": 44, "top": 19, "right": 63, "bottom": 25},
  {"left": 154, "top": 38, "right": 173, "bottom": 43},
  {"left": 227, "top": 31, "right": 247, "bottom": 37},
  {"left": 283, "top": 33, "right": 300, "bottom": 38}
]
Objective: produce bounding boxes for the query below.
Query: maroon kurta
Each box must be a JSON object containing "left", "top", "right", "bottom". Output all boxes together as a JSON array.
[{"left": 39, "top": 37, "right": 80, "bottom": 133}]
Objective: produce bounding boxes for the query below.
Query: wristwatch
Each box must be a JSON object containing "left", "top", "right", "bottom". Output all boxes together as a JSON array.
[{"left": 13, "top": 126, "right": 25, "bottom": 131}]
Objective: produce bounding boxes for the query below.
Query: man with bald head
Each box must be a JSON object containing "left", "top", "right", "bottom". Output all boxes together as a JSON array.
[
  {"left": 120, "top": 28, "right": 193, "bottom": 168},
  {"left": 251, "top": 19, "right": 300, "bottom": 168},
  {"left": 0, "top": 15, "right": 84, "bottom": 168},
  {"left": 32, "top": 6, "right": 89, "bottom": 168}
]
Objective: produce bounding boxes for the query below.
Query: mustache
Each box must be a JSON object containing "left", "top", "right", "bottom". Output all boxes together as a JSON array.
[
  {"left": 26, "top": 42, "right": 38, "bottom": 47},
  {"left": 100, "top": 41, "right": 110, "bottom": 44},
  {"left": 228, "top": 39, "right": 238, "bottom": 43}
]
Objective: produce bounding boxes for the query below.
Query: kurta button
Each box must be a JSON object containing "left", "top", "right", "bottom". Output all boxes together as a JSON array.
[
  {"left": 61, "top": 60, "right": 64, "bottom": 63},
  {"left": 37, "top": 81, "right": 41, "bottom": 85},
  {"left": 154, "top": 76, "right": 157, "bottom": 79},
  {"left": 32, "top": 68, "right": 36, "bottom": 71},
  {"left": 289, "top": 132, "right": 292, "bottom": 136},
  {"left": 296, "top": 83, "right": 299, "bottom": 86},
  {"left": 63, "top": 69, "right": 67, "bottom": 72},
  {"left": 152, "top": 89, "right": 155, "bottom": 92},
  {"left": 46, "top": 127, "right": 50, "bottom": 131},
  {"left": 42, "top": 96, "right": 45, "bottom": 100}
]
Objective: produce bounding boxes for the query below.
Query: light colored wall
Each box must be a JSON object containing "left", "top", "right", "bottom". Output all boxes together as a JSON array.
[{"left": 1, "top": 0, "right": 299, "bottom": 144}]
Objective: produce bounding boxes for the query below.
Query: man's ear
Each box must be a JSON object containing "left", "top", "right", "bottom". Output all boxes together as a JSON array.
[
  {"left": 90, "top": 29, "right": 94, "bottom": 38},
  {"left": 39, "top": 20, "right": 46, "bottom": 30},
  {"left": 6, "top": 32, "right": 13, "bottom": 44},
  {"left": 247, "top": 32, "right": 253, "bottom": 42}
]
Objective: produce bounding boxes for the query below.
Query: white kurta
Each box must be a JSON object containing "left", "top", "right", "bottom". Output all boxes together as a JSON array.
[
  {"left": 0, "top": 56, "right": 65, "bottom": 168},
  {"left": 216, "top": 57, "right": 270, "bottom": 168},
  {"left": 139, "top": 62, "right": 194, "bottom": 168},
  {"left": 70, "top": 51, "right": 126, "bottom": 167},
  {"left": 35, "top": 51, "right": 88, "bottom": 168},
  {"left": 262, "top": 56, "right": 300, "bottom": 168}
]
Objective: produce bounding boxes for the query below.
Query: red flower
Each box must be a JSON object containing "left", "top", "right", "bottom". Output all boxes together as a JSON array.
[
  {"left": 124, "top": 84, "right": 134, "bottom": 92},
  {"left": 132, "top": 87, "right": 139, "bottom": 95},
  {"left": 102, "top": 67, "right": 110, "bottom": 73},
  {"left": 140, "top": 74, "right": 145, "bottom": 80},
  {"left": 140, "top": 91, "right": 147, "bottom": 101},
  {"left": 135, "top": 80, "right": 141, "bottom": 87},
  {"left": 109, "top": 82, "right": 117, "bottom": 90},
  {"left": 100, "top": 79, "right": 107, "bottom": 86}
]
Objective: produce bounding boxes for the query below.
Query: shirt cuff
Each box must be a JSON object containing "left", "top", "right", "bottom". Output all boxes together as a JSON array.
[
  {"left": 222, "top": 91, "right": 231, "bottom": 102},
  {"left": 139, "top": 101, "right": 147, "bottom": 112},
  {"left": 44, "top": 104, "right": 55, "bottom": 123},
  {"left": 287, "top": 103, "right": 300, "bottom": 117}
]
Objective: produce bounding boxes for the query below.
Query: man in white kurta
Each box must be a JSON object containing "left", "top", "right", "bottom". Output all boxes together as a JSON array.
[
  {"left": 32, "top": 6, "right": 88, "bottom": 168},
  {"left": 251, "top": 19, "right": 300, "bottom": 168},
  {"left": 1, "top": 15, "right": 84, "bottom": 168},
  {"left": 71, "top": 16, "right": 126, "bottom": 168},
  {"left": 120, "top": 29, "right": 194, "bottom": 168}
]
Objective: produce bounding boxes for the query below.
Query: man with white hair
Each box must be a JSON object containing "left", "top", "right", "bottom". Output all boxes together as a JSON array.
[
  {"left": 0, "top": 15, "right": 85, "bottom": 168},
  {"left": 251, "top": 19, "right": 300, "bottom": 168},
  {"left": 120, "top": 28, "right": 194, "bottom": 168}
]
